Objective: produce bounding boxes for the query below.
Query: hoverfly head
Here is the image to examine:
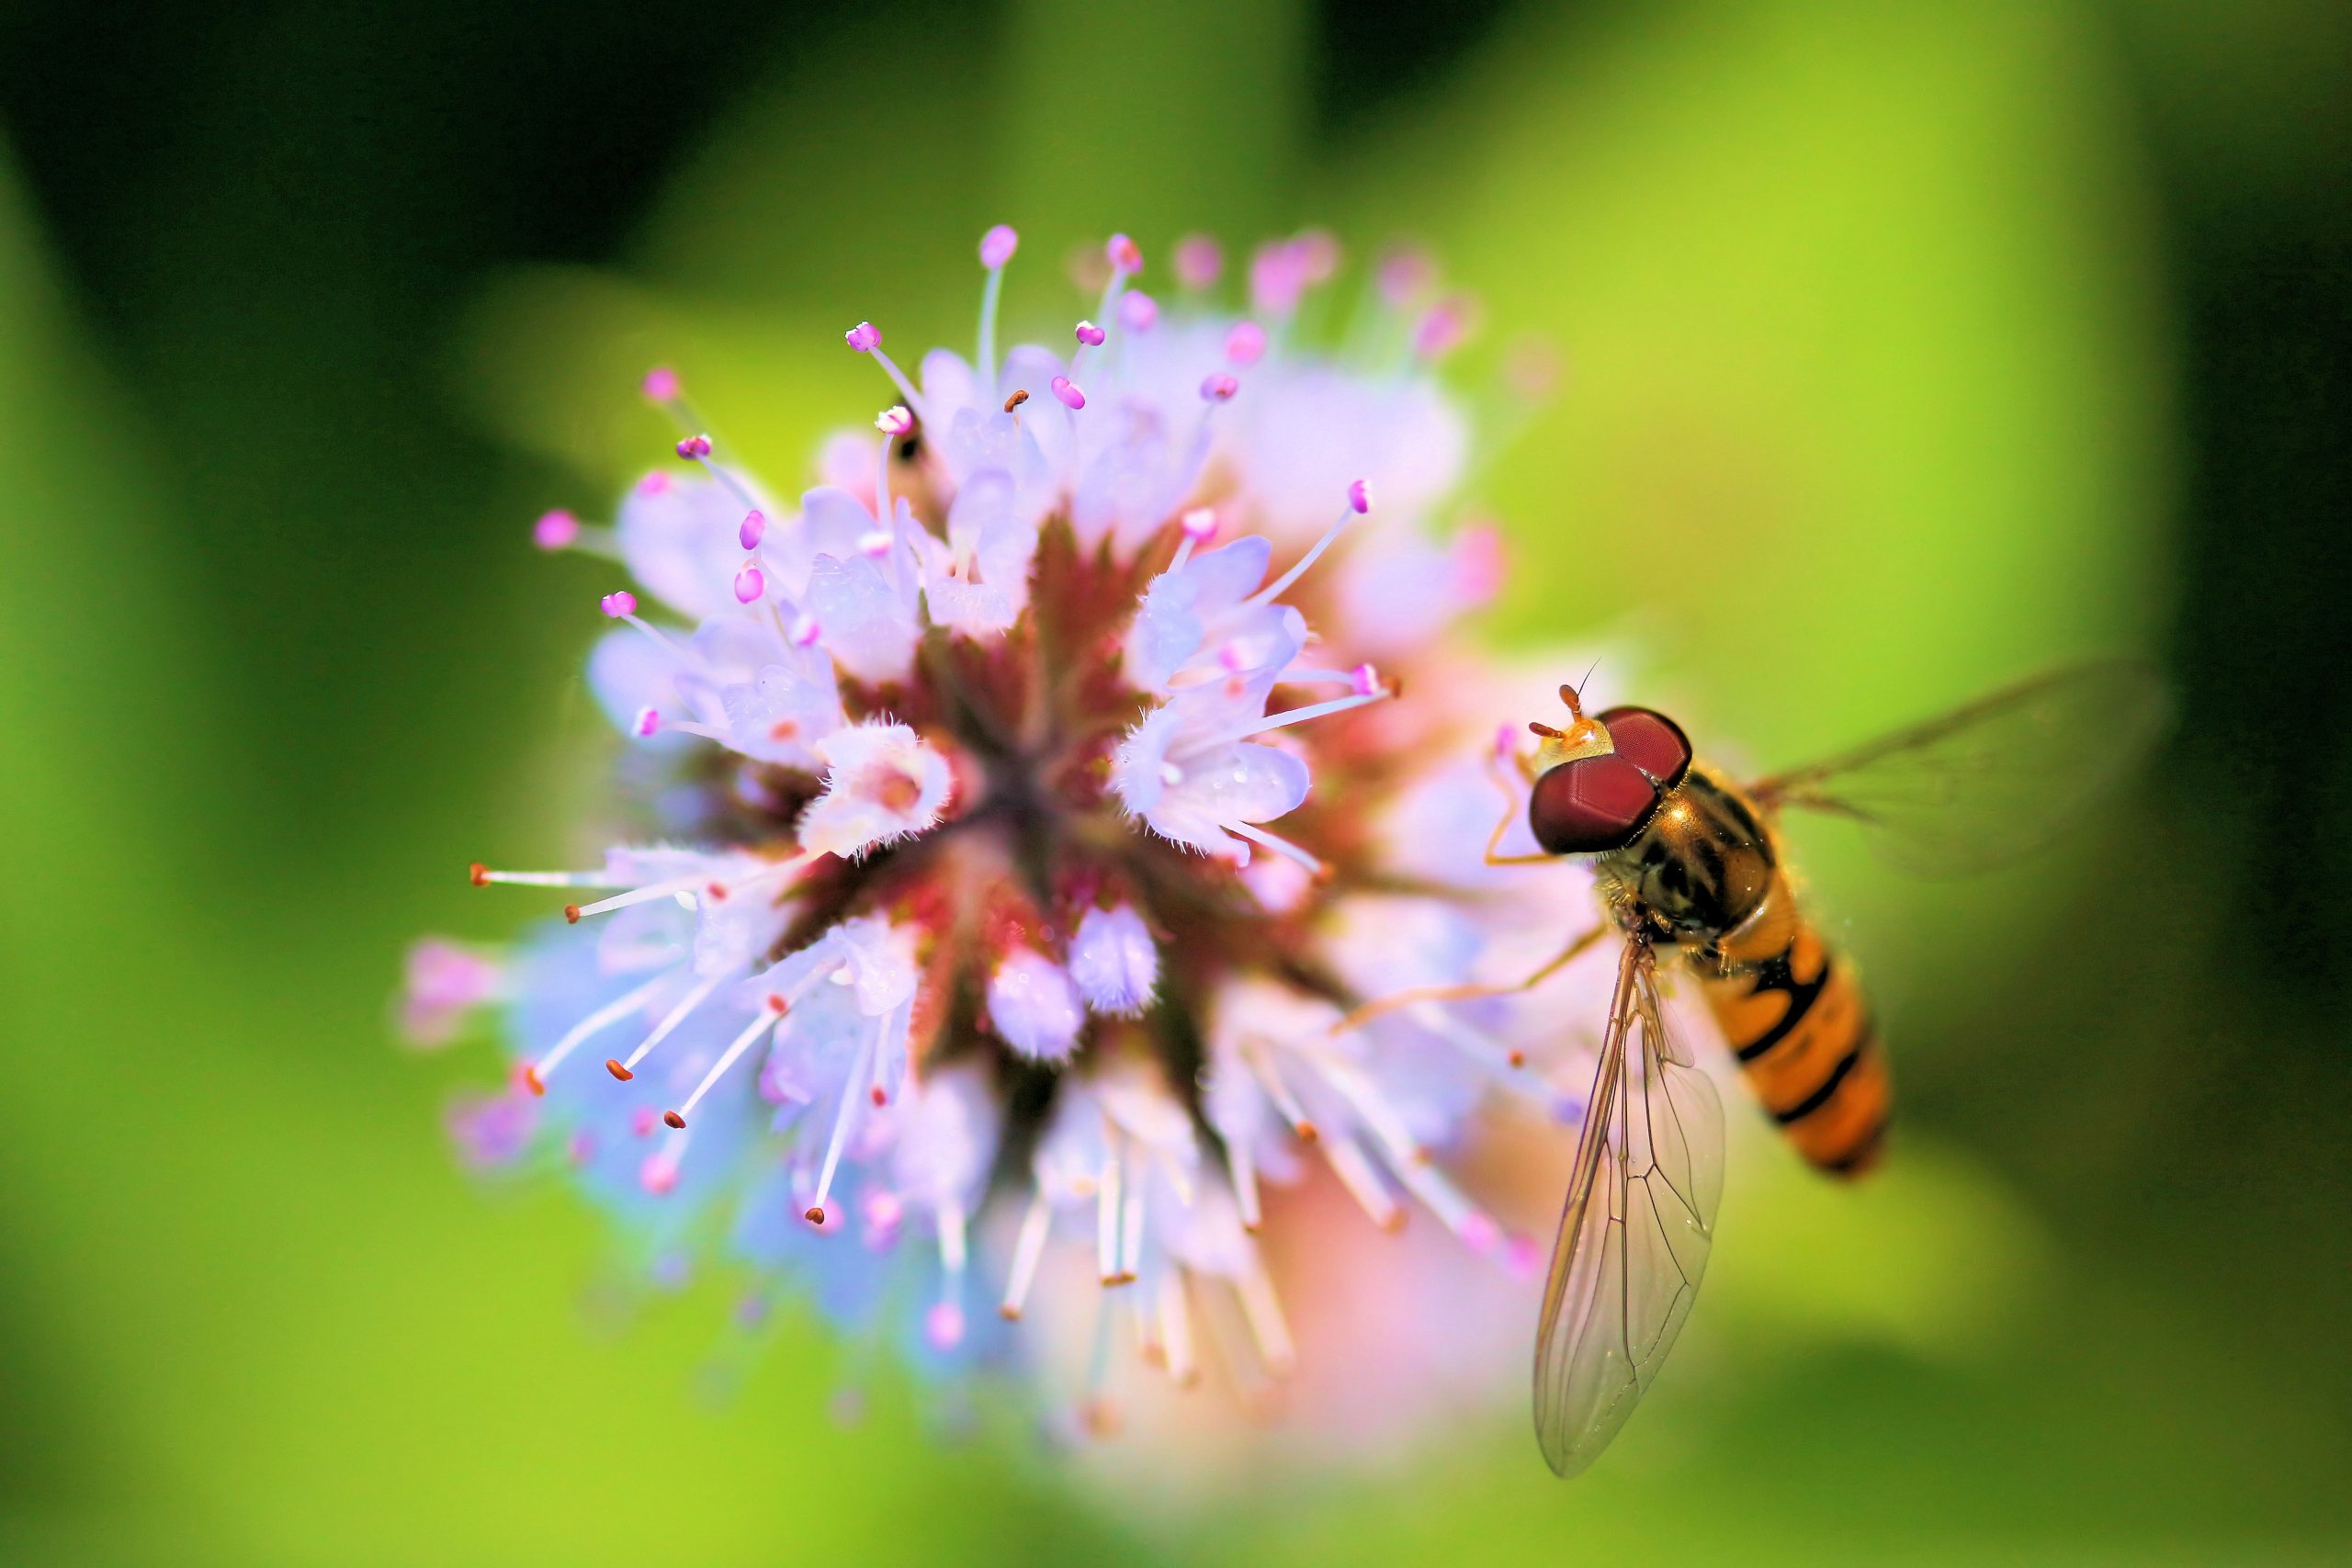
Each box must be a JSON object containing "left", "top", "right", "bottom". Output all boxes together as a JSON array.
[{"left": 1525, "top": 688, "right": 1694, "bottom": 856}]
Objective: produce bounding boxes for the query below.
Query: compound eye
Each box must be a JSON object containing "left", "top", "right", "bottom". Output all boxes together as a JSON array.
[
  {"left": 1529, "top": 753, "right": 1661, "bottom": 854},
  {"left": 1595, "top": 706, "right": 1691, "bottom": 787}
]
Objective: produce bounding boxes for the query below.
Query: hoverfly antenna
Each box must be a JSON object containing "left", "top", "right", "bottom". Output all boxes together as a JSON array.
[{"left": 1532, "top": 674, "right": 1617, "bottom": 768}]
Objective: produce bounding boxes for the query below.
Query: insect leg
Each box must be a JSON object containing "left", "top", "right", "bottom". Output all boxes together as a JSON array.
[
  {"left": 1331, "top": 919, "right": 1611, "bottom": 1035},
  {"left": 1484, "top": 739, "right": 1555, "bottom": 868}
]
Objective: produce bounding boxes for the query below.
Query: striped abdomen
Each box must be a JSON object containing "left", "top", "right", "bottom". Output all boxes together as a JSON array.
[{"left": 1700, "top": 874, "right": 1890, "bottom": 1175}]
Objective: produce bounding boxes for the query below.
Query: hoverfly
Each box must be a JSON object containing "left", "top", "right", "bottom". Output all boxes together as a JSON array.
[{"left": 1347, "top": 662, "right": 2167, "bottom": 1476}]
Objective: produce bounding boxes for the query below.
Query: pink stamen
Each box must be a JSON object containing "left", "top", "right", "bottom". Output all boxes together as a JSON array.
[
  {"left": 1350, "top": 662, "right": 1380, "bottom": 698},
  {"left": 844, "top": 321, "right": 882, "bottom": 353},
  {"left": 1250, "top": 242, "right": 1309, "bottom": 317},
  {"left": 1348, "top": 479, "right": 1374, "bottom": 514},
  {"left": 1119, "top": 291, "right": 1159, "bottom": 331},
  {"left": 1074, "top": 321, "right": 1106, "bottom": 348},
  {"left": 636, "top": 471, "right": 672, "bottom": 497},
  {"left": 1050, "top": 377, "right": 1085, "bottom": 411},
  {"left": 676, "top": 433, "right": 712, "bottom": 459},
  {"left": 639, "top": 1154, "right": 678, "bottom": 1197},
  {"left": 533, "top": 509, "right": 579, "bottom": 550},
  {"left": 1453, "top": 521, "right": 1506, "bottom": 603},
  {"left": 600, "top": 591, "right": 637, "bottom": 618},
  {"left": 1413, "top": 297, "right": 1474, "bottom": 361},
  {"left": 634, "top": 707, "right": 662, "bottom": 738},
  {"left": 925, "top": 1301, "right": 966, "bottom": 1350},
  {"left": 978, "top": 224, "right": 1019, "bottom": 269},
  {"left": 1106, "top": 233, "right": 1143, "bottom": 273},
  {"left": 1225, "top": 321, "right": 1266, "bottom": 367},
  {"left": 1375, "top": 245, "right": 1435, "bottom": 307},
  {"left": 640, "top": 366, "right": 681, "bottom": 402},
  {"left": 1199, "top": 372, "right": 1238, "bottom": 402},
  {"left": 1173, "top": 233, "right": 1223, "bottom": 290},
  {"left": 1168, "top": 507, "right": 1218, "bottom": 573},
  {"left": 875, "top": 404, "right": 913, "bottom": 436},
  {"left": 738, "top": 510, "right": 766, "bottom": 550},
  {"left": 734, "top": 565, "right": 765, "bottom": 604},
  {"left": 1296, "top": 229, "right": 1339, "bottom": 284}
]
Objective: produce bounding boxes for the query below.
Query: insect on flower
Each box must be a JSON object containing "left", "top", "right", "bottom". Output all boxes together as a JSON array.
[
  {"left": 1341, "top": 662, "right": 2169, "bottom": 1475},
  {"left": 408, "top": 224, "right": 1597, "bottom": 1458}
]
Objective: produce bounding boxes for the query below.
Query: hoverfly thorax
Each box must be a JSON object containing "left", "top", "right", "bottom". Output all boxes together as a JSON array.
[{"left": 1525, "top": 685, "right": 1694, "bottom": 856}]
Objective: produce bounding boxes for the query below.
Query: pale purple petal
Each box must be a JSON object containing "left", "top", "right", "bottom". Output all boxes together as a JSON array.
[
  {"left": 988, "top": 950, "right": 1084, "bottom": 1062},
  {"left": 1069, "top": 904, "right": 1159, "bottom": 1016}
]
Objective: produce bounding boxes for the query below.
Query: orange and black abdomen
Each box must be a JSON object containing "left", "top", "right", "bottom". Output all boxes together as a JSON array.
[
  {"left": 1573, "top": 740, "right": 1893, "bottom": 1177},
  {"left": 1701, "top": 876, "right": 1890, "bottom": 1175}
]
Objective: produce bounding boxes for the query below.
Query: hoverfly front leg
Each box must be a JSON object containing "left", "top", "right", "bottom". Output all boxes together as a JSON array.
[
  {"left": 1484, "top": 728, "right": 1555, "bottom": 869},
  {"left": 1329, "top": 732, "right": 1605, "bottom": 1037}
]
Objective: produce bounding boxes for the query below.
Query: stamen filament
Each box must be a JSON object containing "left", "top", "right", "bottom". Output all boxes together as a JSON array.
[
  {"left": 865, "top": 347, "right": 928, "bottom": 425},
  {"left": 1384, "top": 1151, "right": 1494, "bottom": 1248},
  {"left": 528, "top": 971, "right": 672, "bottom": 1089},
  {"left": 1080, "top": 1292, "right": 1120, "bottom": 1433},
  {"left": 1218, "top": 688, "right": 1386, "bottom": 746},
  {"left": 1309, "top": 1057, "right": 1425, "bottom": 1167},
  {"left": 1407, "top": 999, "right": 1527, "bottom": 1072},
  {"left": 805, "top": 1022, "right": 876, "bottom": 1222},
  {"left": 1117, "top": 1168, "right": 1147, "bottom": 1285},
  {"left": 1000, "top": 1184, "right": 1054, "bottom": 1320},
  {"left": 688, "top": 452, "right": 763, "bottom": 516},
  {"left": 1158, "top": 1272, "right": 1198, "bottom": 1387},
  {"left": 1242, "top": 502, "right": 1357, "bottom": 609},
  {"left": 617, "top": 968, "right": 727, "bottom": 1073},
  {"left": 1323, "top": 1131, "right": 1404, "bottom": 1231},
  {"left": 471, "top": 865, "right": 628, "bottom": 889},
  {"left": 672, "top": 1009, "right": 784, "bottom": 1124},
  {"left": 568, "top": 875, "right": 708, "bottom": 921},
  {"left": 1227, "top": 1139, "right": 1262, "bottom": 1231},
  {"left": 938, "top": 1195, "right": 968, "bottom": 1286},
  {"left": 1096, "top": 1132, "right": 1125, "bottom": 1286},
  {"left": 1235, "top": 1256, "right": 1297, "bottom": 1377},
  {"left": 978, "top": 263, "right": 1006, "bottom": 391},
  {"left": 1227, "top": 821, "right": 1325, "bottom": 876},
  {"left": 573, "top": 852, "right": 808, "bottom": 923},
  {"left": 1239, "top": 1040, "right": 1317, "bottom": 1141}
]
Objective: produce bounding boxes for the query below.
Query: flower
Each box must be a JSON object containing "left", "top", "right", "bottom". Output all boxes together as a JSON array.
[{"left": 417, "top": 226, "right": 1607, "bottom": 1479}]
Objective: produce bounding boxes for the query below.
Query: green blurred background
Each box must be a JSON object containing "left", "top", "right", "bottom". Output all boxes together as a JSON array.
[{"left": 2, "top": 0, "right": 2346, "bottom": 1561}]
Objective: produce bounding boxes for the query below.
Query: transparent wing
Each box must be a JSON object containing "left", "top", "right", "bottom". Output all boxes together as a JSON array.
[
  {"left": 1534, "top": 940, "right": 1725, "bottom": 1478},
  {"left": 1749, "top": 660, "right": 2170, "bottom": 877}
]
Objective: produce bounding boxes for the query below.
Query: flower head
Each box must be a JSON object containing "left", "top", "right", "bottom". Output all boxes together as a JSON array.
[{"left": 422, "top": 226, "right": 1600, "bottom": 1480}]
